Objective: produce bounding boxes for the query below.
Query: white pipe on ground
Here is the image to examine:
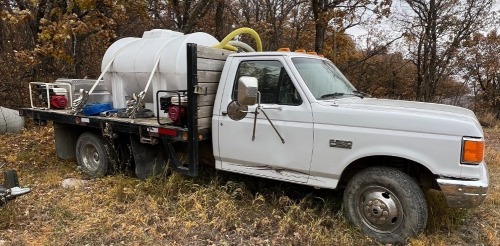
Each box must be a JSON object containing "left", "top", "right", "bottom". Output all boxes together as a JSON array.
[{"left": 0, "top": 107, "right": 24, "bottom": 134}]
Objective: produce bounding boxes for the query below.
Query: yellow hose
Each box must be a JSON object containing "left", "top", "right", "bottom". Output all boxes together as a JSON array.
[
  {"left": 213, "top": 27, "right": 262, "bottom": 52},
  {"left": 220, "top": 44, "right": 238, "bottom": 51}
]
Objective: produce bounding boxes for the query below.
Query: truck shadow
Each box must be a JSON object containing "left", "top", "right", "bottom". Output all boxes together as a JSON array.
[{"left": 193, "top": 165, "right": 344, "bottom": 213}]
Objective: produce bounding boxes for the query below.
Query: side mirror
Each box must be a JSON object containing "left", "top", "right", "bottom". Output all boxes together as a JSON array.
[
  {"left": 237, "top": 76, "right": 258, "bottom": 106},
  {"left": 226, "top": 100, "right": 248, "bottom": 121}
]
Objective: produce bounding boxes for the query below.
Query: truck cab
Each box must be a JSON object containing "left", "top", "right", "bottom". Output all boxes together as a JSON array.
[
  {"left": 215, "top": 54, "right": 314, "bottom": 184},
  {"left": 213, "top": 52, "right": 488, "bottom": 243}
]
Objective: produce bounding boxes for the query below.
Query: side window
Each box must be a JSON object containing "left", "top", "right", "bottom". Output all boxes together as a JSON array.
[
  {"left": 233, "top": 60, "right": 302, "bottom": 105},
  {"left": 278, "top": 70, "right": 302, "bottom": 105}
]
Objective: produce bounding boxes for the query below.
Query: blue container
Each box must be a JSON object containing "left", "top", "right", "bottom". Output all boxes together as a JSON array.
[{"left": 83, "top": 102, "right": 113, "bottom": 116}]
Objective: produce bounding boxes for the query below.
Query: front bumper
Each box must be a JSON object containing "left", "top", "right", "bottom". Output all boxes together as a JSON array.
[{"left": 437, "top": 163, "right": 489, "bottom": 208}]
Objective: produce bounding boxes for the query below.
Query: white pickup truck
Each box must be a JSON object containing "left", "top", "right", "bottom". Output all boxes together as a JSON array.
[{"left": 20, "top": 29, "right": 488, "bottom": 244}]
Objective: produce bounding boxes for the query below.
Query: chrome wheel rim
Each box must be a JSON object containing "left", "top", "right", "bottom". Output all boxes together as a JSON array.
[
  {"left": 356, "top": 186, "right": 404, "bottom": 233},
  {"left": 81, "top": 143, "right": 100, "bottom": 171}
]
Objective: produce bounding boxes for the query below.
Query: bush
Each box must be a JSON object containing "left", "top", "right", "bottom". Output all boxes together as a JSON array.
[{"left": 477, "top": 112, "right": 499, "bottom": 128}]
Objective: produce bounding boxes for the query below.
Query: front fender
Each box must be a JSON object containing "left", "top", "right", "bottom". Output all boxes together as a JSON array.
[{"left": 309, "top": 123, "right": 463, "bottom": 185}]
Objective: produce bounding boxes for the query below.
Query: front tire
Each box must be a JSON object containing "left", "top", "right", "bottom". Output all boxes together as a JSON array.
[
  {"left": 343, "top": 167, "right": 428, "bottom": 244},
  {"left": 76, "top": 132, "right": 109, "bottom": 178}
]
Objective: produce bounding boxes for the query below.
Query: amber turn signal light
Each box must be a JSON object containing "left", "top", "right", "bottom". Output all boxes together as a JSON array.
[{"left": 461, "top": 138, "right": 484, "bottom": 164}]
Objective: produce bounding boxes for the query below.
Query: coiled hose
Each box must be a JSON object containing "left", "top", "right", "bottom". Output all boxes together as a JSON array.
[{"left": 213, "top": 27, "right": 262, "bottom": 52}]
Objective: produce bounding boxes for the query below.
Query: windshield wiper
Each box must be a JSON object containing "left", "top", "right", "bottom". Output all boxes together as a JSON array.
[
  {"left": 320, "top": 92, "right": 345, "bottom": 99},
  {"left": 353, "top": 91, "right": 371, "bottom": 98},
  {"left": 320, "top": 91, "right": 370, "bottom": 100}
]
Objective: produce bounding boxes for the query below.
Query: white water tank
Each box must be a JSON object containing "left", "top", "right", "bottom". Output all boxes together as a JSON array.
[{"left": 102, "top": 29, "right": 219, "bottom": 114}]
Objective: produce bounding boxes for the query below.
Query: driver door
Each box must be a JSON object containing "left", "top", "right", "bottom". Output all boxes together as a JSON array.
[{"left": 216, "top": 57, "right": 313, "bottom": 183}]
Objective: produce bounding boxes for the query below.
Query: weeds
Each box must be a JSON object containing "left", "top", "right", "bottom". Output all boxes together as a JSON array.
[
  {"left": 0, "top": 125, "right": 499, "bottom": 245},
  {"left": 0, "top": 203, "right": 16, "bottom": 229},
  {"left": 478, "top": 112, "right": 499, "bottom": 128},
  {"left": 424, "top": 190, "right": 469, "bottom": 233}
]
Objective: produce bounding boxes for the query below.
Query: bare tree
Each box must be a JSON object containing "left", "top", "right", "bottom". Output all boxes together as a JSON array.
[
  {"left": 460, "top": 31, "right": 500, "bottom": 116},
  {"left": 310, "top": 0, "right": 391, "bottom": 54},
  {"left": 399, "top": 0, "right": 494, "bottom": 102},
  {"left": 169, "top": 0, "right": 213, "bottom": 33},
  {"left": 263, "top": 0, "right": 307, "bottom": 50},
  {"left": 226, "top": 0, "right": 310, "bottom": 51}
]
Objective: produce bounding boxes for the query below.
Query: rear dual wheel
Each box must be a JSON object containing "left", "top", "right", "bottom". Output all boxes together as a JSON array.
[
  {"left": 343, "top": 167, "right": 428, "bottom": 244},
  {"left": 76, "top": 132, "right": 109, "bottom": 178}
]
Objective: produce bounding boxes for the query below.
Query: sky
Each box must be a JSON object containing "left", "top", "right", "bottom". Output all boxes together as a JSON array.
[{"left": 345, "top": 0, "right": 500, "bottom": 41}]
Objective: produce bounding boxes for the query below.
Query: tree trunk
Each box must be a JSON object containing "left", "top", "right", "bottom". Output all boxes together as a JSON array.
[
  {"left": 311, "top": 0, "right": 326, "bottom": 54},
  {"left": 314, "top": 21, "right": 325, "bottom": 54},
  {"left": 0, "top": 20, "right": 4, "bottom": 53},
  {"left": 214, "top": 0, "right": 225, "bottom": 40}
]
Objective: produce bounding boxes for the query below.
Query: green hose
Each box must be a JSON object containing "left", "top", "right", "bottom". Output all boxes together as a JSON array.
[{"left": 213, "top": 27, "right": 262, "bottom": 52}]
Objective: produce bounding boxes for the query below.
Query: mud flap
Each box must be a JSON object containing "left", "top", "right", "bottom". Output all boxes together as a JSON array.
[
  {"left": 129, "top": 135, "right": 167, "bottom": 180},
  {"left": 54, "top": 123, "right": 80, "bottom": 159}
]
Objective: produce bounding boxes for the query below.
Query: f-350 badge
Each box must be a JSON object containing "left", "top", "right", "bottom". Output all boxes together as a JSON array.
[{"left": 330, "top": 139, "right": 353, "bottom": 149}]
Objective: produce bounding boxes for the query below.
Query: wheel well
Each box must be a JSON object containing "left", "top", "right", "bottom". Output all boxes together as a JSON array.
[
  {"left": 338, "top": 155, "right": 438, "bottom": 189},
  {"left": 76, "top": 128, "right": 135, "bottom": 175}
]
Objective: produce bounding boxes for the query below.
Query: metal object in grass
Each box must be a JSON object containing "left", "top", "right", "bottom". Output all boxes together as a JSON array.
[{"left": 0, "top": 169, "right": 30, "bottom": 205}]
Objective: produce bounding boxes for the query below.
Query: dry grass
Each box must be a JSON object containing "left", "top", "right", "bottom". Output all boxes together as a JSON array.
[
  {"left": 0, "top": 124, "right": 499, "bottom": 245},
  {"left": 477, "top": 112, "right": 499, "bottom": 128}
]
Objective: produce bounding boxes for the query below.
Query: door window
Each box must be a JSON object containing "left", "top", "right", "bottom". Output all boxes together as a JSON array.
[{"left": 232, "top": 60, "right": 302, "bottom": 105}]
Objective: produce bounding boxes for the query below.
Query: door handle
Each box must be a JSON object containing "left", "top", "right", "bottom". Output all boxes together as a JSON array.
[
  {"left": 222, "top": 111, "right": 228, "bottom": 116},
  {"left": 260, "top": 106, "right": 282, "bottom": 110}
]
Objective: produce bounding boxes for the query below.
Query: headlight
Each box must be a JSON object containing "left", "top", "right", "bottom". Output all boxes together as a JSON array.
[{"left": 461, "top": 137, "right": 485, "bottom": 165}]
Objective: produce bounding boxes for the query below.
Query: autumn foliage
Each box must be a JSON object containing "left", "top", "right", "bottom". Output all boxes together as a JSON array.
[{"left": 0, "top": 0, "right": 498, "bottom": 118}]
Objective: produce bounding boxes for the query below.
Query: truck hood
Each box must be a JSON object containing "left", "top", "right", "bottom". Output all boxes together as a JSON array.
[{"left": 314, "top": 98, "right": 483, "bottom": 137}]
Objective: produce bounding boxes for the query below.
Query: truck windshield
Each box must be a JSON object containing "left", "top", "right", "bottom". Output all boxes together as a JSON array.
[{"left": 292, "top": 58, "right": 357, "bottom": 100}]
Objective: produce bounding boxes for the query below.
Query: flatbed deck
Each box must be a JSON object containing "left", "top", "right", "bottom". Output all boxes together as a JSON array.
[{"left": 19, "top": 108, "right": 211, "bottom": 142}]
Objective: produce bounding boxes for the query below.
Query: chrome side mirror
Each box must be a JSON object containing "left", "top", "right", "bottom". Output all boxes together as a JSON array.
[{"left": 237, "top": 76, "right": 258, "bottom": 106}]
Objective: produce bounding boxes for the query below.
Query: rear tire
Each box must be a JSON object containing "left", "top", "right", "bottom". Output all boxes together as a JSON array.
[
  {"left": 343, "top": 167, "right": 428, "bottom": 244},
  {"left": 76, "top": 132, "right": 109, "bottom": 178}
]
